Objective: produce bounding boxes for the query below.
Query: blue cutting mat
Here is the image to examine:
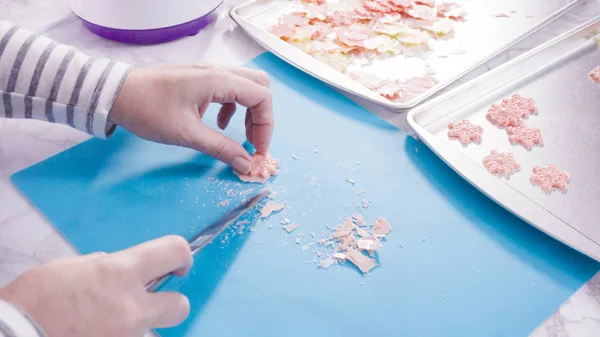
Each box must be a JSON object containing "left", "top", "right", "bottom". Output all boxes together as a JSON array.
[{"left": 12, "top": 53, "right": 599, "bottom": 337}]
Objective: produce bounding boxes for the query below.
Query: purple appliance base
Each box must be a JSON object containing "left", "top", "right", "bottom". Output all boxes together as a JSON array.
[{"left": 77, "top": 4, "right": 221, "bottom": 45}]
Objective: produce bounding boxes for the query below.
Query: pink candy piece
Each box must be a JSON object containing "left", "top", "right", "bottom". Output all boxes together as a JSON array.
[
  {"left": 401, "top": 75, "right": 438, "bottom": 101},
  {"left": 302, "top": 0, "right": 326, "bottom": 5},
  {"left": 374, "top": 80, "right": 405, "bottom": 100},
  {"left": 280, "top": 13, "right": 310, "bottom": 27},
  {"left": 373, "top": 0, "right": 402, "bottom": 11},
  {"left": 336, "top": 28, "right": 374, "bottom": 47},
  {"left": 325, "top": 11, "right": 359, "bottom": 27},
  {"left": 354, "top": 7, "right": 384, "bottom": 20},
  {"left": 506, "top": 124, "right": 543, "bottom": 150},
  {"left": 368, "top": 75, "right": 437, "bottom": 102},
  {"left": 447, "top": 120, "right": 483, "bottom": 145},
  {"left": 486, "top": 94, "right": 537, "bottom": 128},
  {"left": 415, "top": 0, "right": 436, "bottom": 7},
  {"left": 269, "top": 24, "right": 296, "bottom": 39},
  {"left": 482, "top": 150, "right": 520, "bottom": 178},
  {"left": 437, "top": 2, "right": 464, "bottom": 20},
  {"left": 390, "top": 0, "right": 412, "bottom": 8},
  {"left": 310, "top": 21, "right": 331, "bottom": 38},
  {"left": 406, "top": 5, "right": 437, "bottom": 20},
  {"left": 234, "top": 153, "right": 280, "bottom": 184},
  {"left": 588, "top": 66, "right": 600, "bottom": 85},
  {"left": 530, "top": 164, "right": 569, "bottom": 192},
  {"left": 362, "top": 0, "right": 394, "bottom": 13}
]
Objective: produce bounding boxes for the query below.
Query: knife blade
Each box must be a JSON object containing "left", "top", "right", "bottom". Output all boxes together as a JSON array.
[{"left": 146, "top": 189, "right": 269, "bottom": 292}]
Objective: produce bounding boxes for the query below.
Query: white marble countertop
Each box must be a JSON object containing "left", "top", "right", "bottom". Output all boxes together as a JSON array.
[{"left": 1, "top": 0, "right": 600, "bottom": 335}]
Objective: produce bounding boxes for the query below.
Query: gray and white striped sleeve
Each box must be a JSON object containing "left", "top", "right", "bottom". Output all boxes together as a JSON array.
[
  {"left": 0, "top": 299, "right": 46, "bottom": 337},
  {"left": 0, "top": 20, "right": 131, "bottom": 138}
]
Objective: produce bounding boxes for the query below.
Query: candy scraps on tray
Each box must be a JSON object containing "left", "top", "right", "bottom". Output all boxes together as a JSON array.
[{"left": 269, "top": 0, "right": 466, "bottom": 102}]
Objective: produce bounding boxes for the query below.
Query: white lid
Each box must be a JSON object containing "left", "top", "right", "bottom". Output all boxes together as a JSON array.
[{"left": 70, "top": 0, "right": 223, "bottom": 30}]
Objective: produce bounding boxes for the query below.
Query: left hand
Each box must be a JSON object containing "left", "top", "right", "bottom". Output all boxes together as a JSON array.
[{"left": 108, "top": 64, "right": 274, "bottom": 174}]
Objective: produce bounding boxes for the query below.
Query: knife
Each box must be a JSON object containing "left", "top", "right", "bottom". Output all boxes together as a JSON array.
[{"left": 146, "top": 189, "right": 269, "bottom": 292}]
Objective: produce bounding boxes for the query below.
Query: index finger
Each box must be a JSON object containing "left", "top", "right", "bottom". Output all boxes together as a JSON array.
[
  {"left": 112, "top": 235, "right": 193, "bottom": 285},
  {"left": 210, "top": 72, "right": 274, "bottom": 153}
]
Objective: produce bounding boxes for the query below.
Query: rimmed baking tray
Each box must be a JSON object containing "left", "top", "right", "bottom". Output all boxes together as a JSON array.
[
  {"left": 231, "top": 0, "right": 584, "bottom": 110},
  {"left": 407, "top": 16, "right": 600, "bottom": 261}
]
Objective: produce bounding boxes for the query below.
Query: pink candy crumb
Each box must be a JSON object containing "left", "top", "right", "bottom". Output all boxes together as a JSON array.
[
  {"left": 588, "top": 66, "right": 600, "bottom": 85},
  {"left": 282, "top": 224, "right": 299, "bottom": 233},
  {"left": 260, "top": 202, "right": 285, "bottom": 218},
  {"left": 372, "top": 217, "right": 392, "bottom": 236},
  {"left": 345, "top": 248, "right": 378, "bottom": 274}
]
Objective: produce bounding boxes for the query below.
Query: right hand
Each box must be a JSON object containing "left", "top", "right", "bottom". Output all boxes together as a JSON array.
[{"left": 0, "top": 235, "right": 194, "bottom": 337}]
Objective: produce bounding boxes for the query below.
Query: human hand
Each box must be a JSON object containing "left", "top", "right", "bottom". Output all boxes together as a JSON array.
[
  {"left": 108, "top": 64, "right": 274, "bottom": 174},
  {"left": 0, "top": 236, "right": 193, "bottom": 337}
]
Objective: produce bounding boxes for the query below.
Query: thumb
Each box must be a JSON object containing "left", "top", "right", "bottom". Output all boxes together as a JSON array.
[
  {"left": 184, "top": 123, "right": 252, "bottom": 174},
  {"left": 78, "top": 252, "right": 108, "bottom": 262},
  {"left": 147, "top": 292, "right": 190, "bottom": 328}
]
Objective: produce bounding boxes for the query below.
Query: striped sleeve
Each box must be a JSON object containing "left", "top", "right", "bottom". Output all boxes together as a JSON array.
[
  {"left": 0, "top": 299, "right": 46, "bottom": 337},
  {"left": 0, "top": 20, "right": 132, "bottom": 138}
]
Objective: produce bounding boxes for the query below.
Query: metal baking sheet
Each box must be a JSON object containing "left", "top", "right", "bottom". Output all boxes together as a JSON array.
[
  {"left": 230, "top": 0, "right": 583, "bottom": 110},
  {"left": 407, "top": 16, "right": 600, "bottom": 261}
]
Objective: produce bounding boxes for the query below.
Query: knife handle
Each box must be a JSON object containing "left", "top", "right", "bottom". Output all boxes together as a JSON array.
[{"left": 146, "top": 273, "right": 173, "bottom": 292}]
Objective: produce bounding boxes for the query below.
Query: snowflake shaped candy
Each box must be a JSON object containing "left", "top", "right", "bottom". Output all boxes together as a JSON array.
[
  {"left": 530, "top": 164, "right": 569, "bottom": 192},
  {"left": 482, "top": 150, "right": 520, "bottom": 178},
  {"left": 486, "top": 94, "right": 537, "bottom": 127},
  {"left": 447, "top": 120, "right": 483, "bottom": 145},
  {"left": 506, "top": 124, "right": 543, "bottom": 150}
]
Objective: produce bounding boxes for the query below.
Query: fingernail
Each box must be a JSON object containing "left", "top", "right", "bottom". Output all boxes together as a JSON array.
[{"left": 232, "top": 157, "right": 251, "bottom": 174}]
